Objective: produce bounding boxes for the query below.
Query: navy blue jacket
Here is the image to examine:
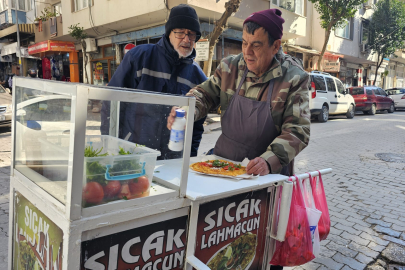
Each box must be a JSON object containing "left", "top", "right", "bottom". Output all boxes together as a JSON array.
[{"left": 101, "top": 35, "right": 207, "bottom": 159}]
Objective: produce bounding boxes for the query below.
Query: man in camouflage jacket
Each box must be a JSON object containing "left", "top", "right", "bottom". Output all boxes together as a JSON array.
[{"left": 168, "top": 9, "right": 310, "bottom": 179}]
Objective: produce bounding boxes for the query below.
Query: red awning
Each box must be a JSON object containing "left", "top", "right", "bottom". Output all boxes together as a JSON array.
[{"left": 28, "top": 40, "right": 76, "bottom": 55}]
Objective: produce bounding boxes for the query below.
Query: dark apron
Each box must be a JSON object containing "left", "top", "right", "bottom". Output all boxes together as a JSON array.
[{"left": 213, "top": 68, "right": 293, "bottom": 176}]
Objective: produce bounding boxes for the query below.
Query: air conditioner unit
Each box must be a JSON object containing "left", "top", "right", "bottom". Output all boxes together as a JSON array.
[{"left": 84, "top": 38, "right": 97, "bottom": 53}]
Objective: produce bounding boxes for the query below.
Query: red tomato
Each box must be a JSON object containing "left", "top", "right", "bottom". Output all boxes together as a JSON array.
[
  {"left": 223, "top": 166, "right": 229, "bottom": 170},
  {"left": 129, "top": 176, "right": 150, "bottom": 195},
  {"left": 83, "top": 182, "right": 104, "bottom": 204},
  {"left": 118, "top": 183, "right": 131, "bottom": 199},
  {"left": 201, "top": 162, "right": 209, "bottom": 167},
  {"left": 103, "top": 181, "right": 121, "bottom": 198}
]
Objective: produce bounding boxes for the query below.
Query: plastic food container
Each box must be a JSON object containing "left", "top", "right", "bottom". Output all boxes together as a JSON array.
[
  {"left": 38, "top": 135, "right": 160, "bottom": 207},
  {"left": 83, "top": 135, "right": 161, "bottom": 207}
]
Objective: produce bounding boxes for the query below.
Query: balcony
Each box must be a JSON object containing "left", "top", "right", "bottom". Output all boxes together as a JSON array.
[
  {"left": 34, "top": 16, "right": 63, "bottom": 43},
  {"left": 278, "top": 6, "right": 307, "bottom": 40}
]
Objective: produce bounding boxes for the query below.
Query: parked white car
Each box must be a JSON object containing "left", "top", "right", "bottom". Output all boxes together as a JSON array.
[
  {"left": 385, "top": 88, "right": 405, "bottom": 110},
  {"left": 308, "top": 71, "right": 356, "bottom": 123}
]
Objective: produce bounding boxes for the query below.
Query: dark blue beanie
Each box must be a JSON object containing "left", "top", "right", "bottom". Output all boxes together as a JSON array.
[{"left": 165, "top": 4, "right": 201, "bottom": 41}]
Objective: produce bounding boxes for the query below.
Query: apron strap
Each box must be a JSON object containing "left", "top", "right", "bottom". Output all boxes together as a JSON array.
[{"left": 236, "top": 68, "right": 249, "bottom": 95}]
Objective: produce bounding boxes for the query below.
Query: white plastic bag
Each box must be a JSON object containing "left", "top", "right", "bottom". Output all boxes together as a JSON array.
[{"left": 298, "top": 174, "right": 322, "bottom": 257}]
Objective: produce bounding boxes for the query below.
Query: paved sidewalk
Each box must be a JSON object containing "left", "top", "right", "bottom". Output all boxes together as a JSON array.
[
  {"left": 288, "top": 111, "right": 405, "bottom": 270},
  {"left": 0, "top": 126, "right": 11, "bottom": 267}
]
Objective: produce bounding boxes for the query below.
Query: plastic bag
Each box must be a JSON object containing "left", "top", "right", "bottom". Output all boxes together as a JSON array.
[
  {"left": 310, "top": 171, "right": 331, "bottom": 241},
  {"left": 300, "top": 175, "right": 322, "bottom": 257},
  {"left": 270, "top": 177, "right": 315, "bottom": 266}
]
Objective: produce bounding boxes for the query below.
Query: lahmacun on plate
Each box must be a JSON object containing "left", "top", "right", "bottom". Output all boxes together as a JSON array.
[
  {"left": 189, "top": 155, "right": 258, "bottom": 180},
  {"left": 190, "top": 159, "right": 247, "bottom": 177}
]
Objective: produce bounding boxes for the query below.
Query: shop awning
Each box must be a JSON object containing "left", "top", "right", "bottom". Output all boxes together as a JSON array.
[
  {"left": 28, "top": 40, "right": 76, "bottom": 55},
  {"left": 0, "top": 42, "right": 40, "bottom": 59},
  {"left": 286, "top": 44, "right": 320, "bottom": 55},
  {"left": 0, "top": 24, "right": 34, "bottom": 39},
  {"left": 286, "top": 44, "right": 345, "bottom": 58}
]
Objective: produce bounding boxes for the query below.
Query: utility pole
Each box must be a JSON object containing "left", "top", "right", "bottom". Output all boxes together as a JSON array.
[{"left": 15, "top": 0, "right": 23, "bottom": 76}]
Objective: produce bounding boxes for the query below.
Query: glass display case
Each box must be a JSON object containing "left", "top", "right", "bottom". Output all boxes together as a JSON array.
[{"left": 11, "top": 77, "right": 195, "bottom": 219}]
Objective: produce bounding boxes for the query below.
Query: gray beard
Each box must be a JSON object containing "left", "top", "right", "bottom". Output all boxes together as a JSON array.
[{"left": 175, "top": 48, "right": 193, "bottom": 58}]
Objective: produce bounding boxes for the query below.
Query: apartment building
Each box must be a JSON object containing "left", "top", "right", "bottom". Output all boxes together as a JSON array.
[
  {"left": 289, "top": 0, "right": 405, "bottom": 88},
  {"left": 22, "top": 0, "right": 308, "bottom": 84},
  {"left": 1, "top": 0, "right": 404, "bottom": 88},
  {"left": 0, "top": 0, "right": 36, "bottom": 79}
]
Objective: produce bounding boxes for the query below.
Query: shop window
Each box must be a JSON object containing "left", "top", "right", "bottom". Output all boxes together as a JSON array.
[
  {"left": 104, "top": 46, "right": 114, "bottom": 57},
  {"left": 272, "top": 0, "right": 303, "bottom": 15},
  {"left": 136, "top": 39, "right": 148, "bottom": 46},
  {"left": 360, "top": 20, "right": 369, "bottom": 45},
  {"left": 53, "top": 2, "right": 62, "bottom": 15},
  {"left": 74, "top": 0, "right": 92, "bottom": 12},
  {"left": 149, "top": 37, "right": 161, "bottom": 44},
  {"left": 90, "top": 45, "right": 116, "bottom": 85},
  {"left": 335, "top": 18, "right": 353, "bottom": 40}
]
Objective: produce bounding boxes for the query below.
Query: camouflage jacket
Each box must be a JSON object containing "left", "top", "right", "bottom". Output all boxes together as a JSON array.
[{"left": 186, "top": 48, "right": 310, "bottom": 174}]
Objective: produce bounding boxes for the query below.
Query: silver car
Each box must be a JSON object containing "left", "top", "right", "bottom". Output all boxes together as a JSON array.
[
  {"left": 386, "top": 88, "right": 405, "bottom": 110},
  {"left": 0, "top": 85, "right": 12, "bottom": 127}
]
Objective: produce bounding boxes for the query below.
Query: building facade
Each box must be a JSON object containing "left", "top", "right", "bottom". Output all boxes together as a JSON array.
[{"left": 2, "top": 0, "right": 404, "bottom": 89}]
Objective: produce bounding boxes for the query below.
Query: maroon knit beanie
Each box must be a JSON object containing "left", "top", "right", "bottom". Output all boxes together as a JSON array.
[{"left": 244, "top": 9, "right": 285, "bottom": 40}]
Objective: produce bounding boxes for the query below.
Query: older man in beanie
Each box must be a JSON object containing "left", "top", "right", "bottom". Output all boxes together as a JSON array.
[
  {"left": 168, "top": 9, "right": 310, "bottom": 178},
  {"left": 101, "top": 4, "right": 207, "bottom": 160}
]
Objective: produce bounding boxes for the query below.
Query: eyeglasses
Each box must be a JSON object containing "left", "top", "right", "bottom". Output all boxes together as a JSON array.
[{"left": 172, "top": 31, "right": 200, "bottom": 41}]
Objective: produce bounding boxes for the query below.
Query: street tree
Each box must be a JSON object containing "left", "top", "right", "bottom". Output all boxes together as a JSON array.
[
  {"left": 202, "top": 0, "right": 242, "bottom": 77},
  {"left": 368, "top": 0, "right": 405, "bottom": 85},
  {"left": 69, "top": 24, "right": 89, "bottom": 84},
  {"left": 309, "top": 0, "right": 367, "bottom": 70}
]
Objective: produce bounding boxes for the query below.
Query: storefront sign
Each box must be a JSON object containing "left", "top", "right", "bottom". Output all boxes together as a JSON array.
[
  {"left": 124, "top": 43, "right": 136, "bottom": 54},
  {"left": 28, "top": 41, "right": 49, "bottom": 54},
  {"left": 13, "top": 191, "right": 64, "bottom": 270},
  {"left": 49, "top": 41, "right": 75, "bottom": 52},
  {"left": 80, "top": 214, "right": 188, "bottom": 270},
  {"left": 324, "top": 61, "right": 340, "bottom": 72},
  {"left": 29, "top": 41, "right": 75, "bottom": 55},
  {"left": 195, "top": 40, "right": 209, "bottom": 61},
  {"left": 96, "top": 62, "right": 103, "bottom": 70},
  {"left": 194, "top": 189, "right": 270, "bottom": 270}
]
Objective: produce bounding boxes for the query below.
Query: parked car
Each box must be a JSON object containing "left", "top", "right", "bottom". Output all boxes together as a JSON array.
[
  {"left": 308, "top": 71, "right": 356, "bottom": 122},
  {"left": 0, "top": 84, "right": 12, "bottom": 128},
  {"left": 348, "top": 86, "right": 395, "bottom": 115},
  {"left": 385, "top": 88, "right": 405, "bottom": 110}
]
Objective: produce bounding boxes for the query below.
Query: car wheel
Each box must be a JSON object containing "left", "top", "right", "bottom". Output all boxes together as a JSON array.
[
  {"left": 367, "top": 104, "right": 376, "bottom": 115},
  {"left": 346, "top": 104, "right": 355, "bottom": 119},
  {"left": 318, "top": 105, "right": 329, "bottom": 122},
  {"left": 388, "top": 103, "right": 395, "bottom": 113}
]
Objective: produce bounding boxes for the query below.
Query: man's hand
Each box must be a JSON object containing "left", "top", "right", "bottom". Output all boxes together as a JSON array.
[
  {"left": 167, "top": 106, "right": 188, "bottom": 130},
  {"left": 246, "top": 157, "right": 270, "bottom": 176}
]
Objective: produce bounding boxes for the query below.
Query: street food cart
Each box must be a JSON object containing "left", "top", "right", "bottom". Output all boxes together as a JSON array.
[{"left": 8, "top": 77, "right": 331, "bottom": 270}]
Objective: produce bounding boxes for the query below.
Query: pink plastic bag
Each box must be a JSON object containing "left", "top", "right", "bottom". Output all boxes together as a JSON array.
[
  {"left": 270, "top": 176, "right": 315, "bottom": 266},
  {"left": 310, "top": 171, "right": 331, "bottom": 241}
]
